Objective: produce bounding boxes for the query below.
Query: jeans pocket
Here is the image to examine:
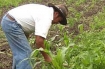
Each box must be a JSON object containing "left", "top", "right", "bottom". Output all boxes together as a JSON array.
[{"left": 11, "top": 23, "right": 24, "bottom": 35}]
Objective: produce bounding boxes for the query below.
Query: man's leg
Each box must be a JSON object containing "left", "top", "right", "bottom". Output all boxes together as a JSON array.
[{"left": 1, "top": 15, "right": 32, "bottom": 69}]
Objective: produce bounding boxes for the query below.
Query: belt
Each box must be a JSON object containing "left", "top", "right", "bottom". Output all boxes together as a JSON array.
[{"left": 6, "top": 14, "right": 15, "bottom": 21}]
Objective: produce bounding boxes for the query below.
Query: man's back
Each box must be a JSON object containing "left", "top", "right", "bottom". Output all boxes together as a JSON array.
[{"left": 8, "top": 4, "right": 53, "bottom": 37}]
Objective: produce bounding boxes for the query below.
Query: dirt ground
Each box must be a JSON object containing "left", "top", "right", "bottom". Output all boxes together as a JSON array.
[{"left": 0, "top": 0, "right": 105, "bottom": 69}]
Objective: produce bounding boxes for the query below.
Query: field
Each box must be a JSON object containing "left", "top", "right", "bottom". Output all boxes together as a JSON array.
[{"left": 1, "top": 0, "right": 105, "bottom": 69}]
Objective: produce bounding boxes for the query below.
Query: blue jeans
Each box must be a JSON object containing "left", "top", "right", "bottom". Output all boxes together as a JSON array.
[{"left": 1, "top": 14, "right": 32, "bottom": 69}]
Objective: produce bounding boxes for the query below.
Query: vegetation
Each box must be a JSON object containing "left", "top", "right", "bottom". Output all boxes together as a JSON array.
[{"left": 1, "top": 0, "right": 105, "bottom": 69}]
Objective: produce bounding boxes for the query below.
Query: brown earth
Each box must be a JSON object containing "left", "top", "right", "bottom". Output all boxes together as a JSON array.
[{"left": 0, "top": 0, "right": 105, "bottom": 69}]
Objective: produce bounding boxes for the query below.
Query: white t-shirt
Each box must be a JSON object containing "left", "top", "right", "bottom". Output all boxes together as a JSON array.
[{"left": 8, "top": 4, "right": 54, "bottom": 38}]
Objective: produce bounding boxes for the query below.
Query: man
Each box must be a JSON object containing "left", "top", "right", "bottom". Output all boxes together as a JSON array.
[{"left": 1, "top": 3, "right": 68, "bottom": 69}]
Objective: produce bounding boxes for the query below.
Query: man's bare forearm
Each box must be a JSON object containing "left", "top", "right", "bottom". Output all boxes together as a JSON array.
[{"left": 35, "top": 35, "right": 52, "bottom": 62}]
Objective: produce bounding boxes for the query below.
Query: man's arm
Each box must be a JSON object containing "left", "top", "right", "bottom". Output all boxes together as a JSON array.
[{"left": 35, "top": 35, "right": 52, "bottom": 62}]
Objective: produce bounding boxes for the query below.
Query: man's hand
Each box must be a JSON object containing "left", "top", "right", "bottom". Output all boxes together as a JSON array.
[
  {"left": 41, "top": 51, "right": 52, "bottom": 62},
  {"left": 35, "top": 35, "right": 52, "bottom": 62},
  {"left": 45, "top": 56, "right": 52, "bottom": 62}
]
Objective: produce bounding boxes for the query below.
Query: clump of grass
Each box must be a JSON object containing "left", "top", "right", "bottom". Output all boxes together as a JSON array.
[{"left": 0, "top": 0, "right": 23, "bottom": 8}]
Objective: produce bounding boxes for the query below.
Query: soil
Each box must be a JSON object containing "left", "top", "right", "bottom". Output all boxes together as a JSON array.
[{"left": 0, "top": 0, "right": 105, "bottom": 69}]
